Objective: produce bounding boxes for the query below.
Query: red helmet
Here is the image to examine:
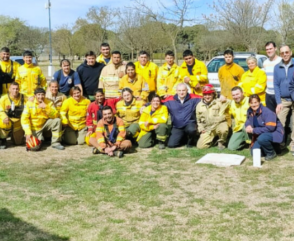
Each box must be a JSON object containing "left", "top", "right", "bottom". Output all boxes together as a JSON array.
[
  {"left": 26, "top": 136, "right": 41, "bottom": 151},
  {"left": 202, "top": 84, "right": 215, "bottom": 94}
]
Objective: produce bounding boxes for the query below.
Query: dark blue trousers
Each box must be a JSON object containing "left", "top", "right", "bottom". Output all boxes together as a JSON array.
[
  {"left": 251, "top": 133, "right": 279, "bottom": 156},
  {"left": 168, "top": 123, "right": 196, "bottom": 147}
]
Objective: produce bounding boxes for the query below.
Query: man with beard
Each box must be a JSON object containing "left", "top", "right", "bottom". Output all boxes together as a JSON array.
[
  {"left": 89, "top": 105, "right": 132, "bottom": 158},
  {"left": 96, "top": 43, "right": 112, "bottom": 65},
  {"left": 227, "top": 86, "right": 250, "bottom": 151},
  {"left": 0, "top": 47, "right": 21, "bottom": 97},
  {"left": 0, "top": 82, "right": 26, "bottom": 148}
]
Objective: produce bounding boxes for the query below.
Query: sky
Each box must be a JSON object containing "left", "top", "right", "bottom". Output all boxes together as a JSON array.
[{"left": 0, "top": 0, "right": 212, "bottom": 29}]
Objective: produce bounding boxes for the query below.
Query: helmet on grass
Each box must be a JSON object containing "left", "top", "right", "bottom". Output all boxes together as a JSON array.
[{"left": 26, "top": 136, "right": 41, "bottom": 151}]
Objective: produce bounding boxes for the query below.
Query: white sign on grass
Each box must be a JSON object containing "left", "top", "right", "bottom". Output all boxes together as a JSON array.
[{"left": 196, "top": 153, "right": 246, "bottom": 167}]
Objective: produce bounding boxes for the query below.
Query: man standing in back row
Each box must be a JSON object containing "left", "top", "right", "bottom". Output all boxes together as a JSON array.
[
  {"left": 134, "top": 51, "right": 158, "bottom": 98},
  {"left": 77, "top": 51, "right": 105, "bottom": 101},
  {"left": 218, "top": 50, "right": 244, "bottom": 101},
  {"left": 0, "top": 47, "right": 21, "bottom": 97},
  {"left": 263, "top": 41, "right": 282, "bottom": 112},
  {"left": 178, "top": 50, "right": 208, "bottom": 96},
  {"left": 96, "top": 43, "right": 112, "bottom": 65}
]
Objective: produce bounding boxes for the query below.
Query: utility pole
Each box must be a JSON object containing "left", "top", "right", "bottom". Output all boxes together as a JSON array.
[{"left": 45, "top": 0, "right": 54, "bottom": 77}]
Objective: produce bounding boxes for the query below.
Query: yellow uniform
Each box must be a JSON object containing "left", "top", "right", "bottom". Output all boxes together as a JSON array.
[
  {"left": 0, "top": 60, "right": 21, "bottom": 95},
  {"left": 0, "top": 93, "right": 26, "bottom": 143},
  {"left": 178, "top": 59, "right": 208, "bottom": 96},
  {"left": 16, "top": 63, "right": 47, "bottom": 97},
  {"left": 137, "top": 105, "right": 168, "bottom": 141},
  {"left": 134, "top": 61, "right": 158, "bottom": 92},
  {"left": 60, "top": 97, "right": 90, "bottom": 131},
  {"left": 238, "top": 66, "right": 266, "bottom": 105},
  {"left": 218, "top": 63, "right": 244, "bottom": 99},
  {"left": 116, "top": 98, "right": 144, "bottom": 127},
  {"left": 96, "top": 54, "right": 112, "bottom": 65},
  {"left": 21, "top": 98, "right": 58, "bottom": 135},
  {"left": 229, "top": 96, "right": 250, "bottom": 133},
  {"left": 98, "top": 63, "right": 125, "bottom": 98},
  {"left": 119, "top": 74, "right": 149, "bottom": 101},
  {"left": 157, "top": 63, "right": 180, "bottom": 97}
]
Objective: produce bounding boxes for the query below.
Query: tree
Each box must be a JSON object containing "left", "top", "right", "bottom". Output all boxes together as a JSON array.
[
  {"left": 133, "top": 0, "right": 196, "bottom": 62},
  {"left": 209, "top": 0, "right": 273, "bottom": 52}
]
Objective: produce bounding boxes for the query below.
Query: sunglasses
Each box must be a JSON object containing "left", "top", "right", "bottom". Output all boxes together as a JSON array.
[{"left": 280, "top": 51, "right": 291, "bottom": 56}]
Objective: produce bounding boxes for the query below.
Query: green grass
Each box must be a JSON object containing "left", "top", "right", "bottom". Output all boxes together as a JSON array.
[{"left": 1, "top": 145, "right": 294, "bottom": 240}]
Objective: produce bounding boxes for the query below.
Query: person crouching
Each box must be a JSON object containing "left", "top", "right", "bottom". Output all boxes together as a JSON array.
[{"left": 89, "top": 106, "right": 132, "bottom": 158}]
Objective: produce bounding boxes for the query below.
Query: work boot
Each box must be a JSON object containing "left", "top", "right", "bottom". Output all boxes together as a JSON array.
[
  {"left": 218, "top": 142, "right": 225, "bottom": 151},
  {"left": 126, "top": 131, "right": 132, "bottom": 139},
  {"left": 92, "top": 147, "right": 100, "bottom": 154},
  {"left": 0, "top": 139, "right": 7, "bottom": 149},
  {"left": 158, "top": 141, "right": 166, "bottom": 149},
  {"left": 265, "top": 152, "right": 277, "bottom": 161},
  {"left": 52, "top": 143, "right": 65, "bottom": 150},
  {"left": 114, "top": 150, "right": 124, "bottom": 158},
  {"left": 186, "top": 138, "right": 194, "bottom": 148}
]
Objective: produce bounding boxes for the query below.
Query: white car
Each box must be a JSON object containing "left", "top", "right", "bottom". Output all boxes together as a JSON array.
[
  {"left": 206, "top": 53, "right": 267, "bottom": 93},
  {"left": 10, "top": 56, "right": 38, "bottom": 65}
]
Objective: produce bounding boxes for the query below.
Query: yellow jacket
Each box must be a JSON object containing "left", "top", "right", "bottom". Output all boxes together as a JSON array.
[
  {"left": 21, "top": 98, "right": 58, "bottom": 135},
  {"left": 137, "top": 105, "right": 168, "bottom": 141},
  {"left": 229, "top": 96, "right": 250, "bottom": 133},
  {"left": 116, "top": 98, "right": 144, "bottom": 127},
  {"left": 134, "top": 61, "right": 158, "bottom": 92},
  {"left": 98, "top": 63, "right": 126, "bottom": 98},
  {"left": 60, "top": 97, "right": 90, "bottom": 131},
  {"left": 96, "top": 54, "right": 112, "bottom": 65},
  {"left": 178, "top": 59, "right": 208, "bottom": 96},
  {"left": 15, "top": 63, "right": 47, "bottom": 97},
  {"left": 0, "top": 60, "right": 21, "bottom": 95},
  {"left": 238, "top": 67, "right": 266, "bottom": 105},
  {"left": 218, "top": 63, "right": 244, "bottom": 99},
  {"left": 157, "top": 63, "right": 180, "bottom": 97},
  {"left": 119, "top": 74, "right": 149, "bottom": 101},
  {"left": 0, "top": 93, "right": 27, "bottom": 122},
  {"left": 196, "top": 99, "right": 230, "bottom": 133}
]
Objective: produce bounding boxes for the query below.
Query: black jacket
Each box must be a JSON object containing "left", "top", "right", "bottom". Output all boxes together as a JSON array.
[{"left": 77, "top": 61, "right": 105, "bottom": 96}]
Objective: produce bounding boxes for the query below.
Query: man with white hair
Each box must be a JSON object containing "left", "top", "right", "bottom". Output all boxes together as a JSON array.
[{"left": 163, "top": 83, "right": 201, "bottom": 148}]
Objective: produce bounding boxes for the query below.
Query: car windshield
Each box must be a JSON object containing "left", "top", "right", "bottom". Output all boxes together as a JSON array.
[
  {"left": 207, "top": 58, "right": 248, "bottom": 73},
  {"left": 14, "top": 59, "right": 24, "bottom": 65}
]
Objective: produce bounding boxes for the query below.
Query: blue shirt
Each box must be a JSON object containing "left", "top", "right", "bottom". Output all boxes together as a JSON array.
[{"left": 53, "top": 69, "right": 81, "bottom": 95}]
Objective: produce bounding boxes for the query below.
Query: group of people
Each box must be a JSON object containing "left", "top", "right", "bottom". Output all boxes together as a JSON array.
[{"left": 0, "top": 41, "right": 292, "bottom": 160}]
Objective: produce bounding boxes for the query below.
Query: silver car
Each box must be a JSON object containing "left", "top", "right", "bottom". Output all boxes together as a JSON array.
[{"left": 206, "top": 53, "right": 267, "bottom": 93}]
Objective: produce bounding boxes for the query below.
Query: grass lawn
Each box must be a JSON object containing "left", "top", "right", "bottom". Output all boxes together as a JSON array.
[{"left": 1, "top": 143, "right": 294, "bottom": 241}]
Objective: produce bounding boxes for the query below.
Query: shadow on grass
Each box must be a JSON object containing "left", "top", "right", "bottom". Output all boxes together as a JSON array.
[{"left": 0, "top": 208, "right": 69, "bottom": 241}]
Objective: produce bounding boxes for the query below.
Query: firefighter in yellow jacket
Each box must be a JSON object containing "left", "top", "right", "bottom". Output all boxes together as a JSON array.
[
  {"left": 0, "top": 47, "right": 21, "bottom": 96},
  {"left": 238, "top": 56, "right": 267, "bottom": 105},
  {"left": 134, "top": 51, "right": 158, "bottom": 96},
  {"left": 116, "top": 88, "right": 144, "bottom": 139},
  {"left": 0, "top": 82, "right": 26, "bottom": 148},
  {"left": 157, "top": 51, "right": 180, "bottom": 98},
  {"left": 179, "top": 49, "right": 208, "bottom": 96},
  {"left": 21, "top": 88, "right": 64, "bottom": 150},
  {"left": 119, "top": 62, "right": 149, "bottom": 101},
  {"left": 96, "top": 43, "right": 112, "bottom": 65},
  {"left": 15, "top": 51, "right": 47, "bottom": 97},
  {"left": 196, "top": 84, "right": 230, "bottom": 150},
  {"left": 137, "top": 95, "right": 168, "bottom": 149},
  {"left": 60, "top": 86, "right": 90, "bottom": 145}
]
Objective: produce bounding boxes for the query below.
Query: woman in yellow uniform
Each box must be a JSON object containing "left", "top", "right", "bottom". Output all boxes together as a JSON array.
[
  {"left": 116, "top": 88, "right": 144, "bottom": 140},
  {"left": 137, "top": 95, "right": 168, "bottom": 149},
  {"left": 238, "top": 56, "right": 266, "bottom": 105},
  {"left": 60, "top": 86, "right": 90, "bottom": 145},
  {"left": 119, "top": 62, "right": 149, "bottom": 101}
]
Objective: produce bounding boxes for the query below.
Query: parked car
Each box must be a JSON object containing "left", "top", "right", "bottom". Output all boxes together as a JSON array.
[
  {"left": 10, "top": 56, "right": 38, "bottom": 65},
  {"left": 206, "top": 52, "right": 267, "bottom": 93}
]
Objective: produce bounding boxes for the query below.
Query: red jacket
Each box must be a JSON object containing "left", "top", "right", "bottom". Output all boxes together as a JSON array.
[{"left": 86, "top": 98, "right": 120, "bottom": 132}]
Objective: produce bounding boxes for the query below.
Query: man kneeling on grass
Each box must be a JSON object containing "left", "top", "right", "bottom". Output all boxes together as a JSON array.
[
  {"left": 21, "top": 88, "right": 64, "bottom": 150},
  {"left": 89, "top": 106, "right": 132, "bottom": 158}
]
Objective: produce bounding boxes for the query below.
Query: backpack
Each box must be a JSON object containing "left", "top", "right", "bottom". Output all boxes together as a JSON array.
[{"left": 104, "top": 117, "right": 119, "bottom": 144}]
